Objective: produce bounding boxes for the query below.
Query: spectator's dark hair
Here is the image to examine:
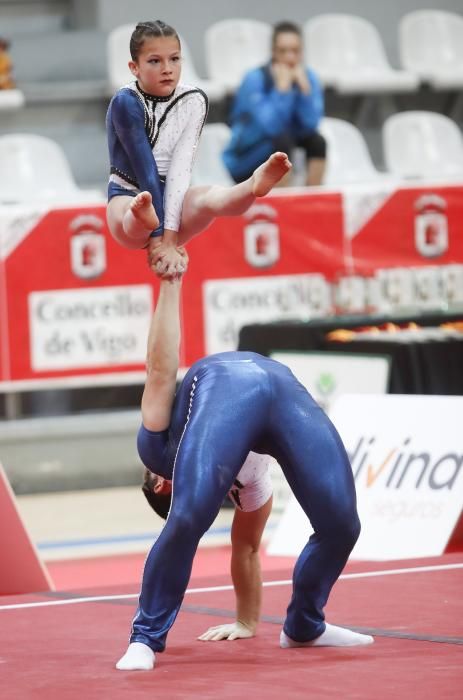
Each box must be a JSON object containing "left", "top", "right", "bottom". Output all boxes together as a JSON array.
[
  {"left": 0, "top": 37, "right": 11, "bottom": 51},
  {"left": 272, "top": 21, "right": 303, "bottom": 47},
  {"left": 130, "top": 20, "right": 181, "bottom": 61},
  {"left": 141, "top": 469, "right": 172, "bottom": 520}
]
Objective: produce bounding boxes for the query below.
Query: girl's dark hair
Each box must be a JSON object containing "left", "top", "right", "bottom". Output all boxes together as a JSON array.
[
  {"left": 272, "top": 21, "right": 303, "bottom": 47},
  {"left": 141, "top": 470, "right": 172, "bottom": 520},
  {"left": 130, "top": 20, "right": 180, "bottom": 61}
]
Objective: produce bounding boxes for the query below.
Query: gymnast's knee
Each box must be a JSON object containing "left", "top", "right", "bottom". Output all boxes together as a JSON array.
[
  {"left": 322, "top": 511, "right": 361, "bottom": 553},
  {"left": 167, "top": 506, "right": 214, "bottom": 540},
  {"left": 337, "top": 512, "right": 361, "bottom": 551},
  {"left": 347, "top": 513, "right": 361, "bottom": 546}
]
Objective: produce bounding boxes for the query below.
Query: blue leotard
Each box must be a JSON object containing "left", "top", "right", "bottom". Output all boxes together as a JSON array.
[
  {"left": 135, "top": 351, "right": 360, "bottom": 650},
  {"left": 106, "top": 81, "right": 208, "bottom": 236}
]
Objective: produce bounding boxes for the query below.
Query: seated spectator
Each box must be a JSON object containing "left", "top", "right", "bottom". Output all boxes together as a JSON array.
[
  {"left": 223, "top": 21, "right": 326, "bottom": 187},
  {"left": 0, "top": 37, "right": 15, "bottom": 89}
]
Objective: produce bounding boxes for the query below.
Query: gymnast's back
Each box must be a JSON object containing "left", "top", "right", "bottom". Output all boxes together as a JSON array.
[
  {"left": 180, "top": 351, "right": 294, "bottom": 393},
  {"left": 171, "top": 351, "right": 304, "bottom": 432}
]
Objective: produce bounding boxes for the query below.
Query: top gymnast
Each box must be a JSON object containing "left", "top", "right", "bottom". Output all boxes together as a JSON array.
[{"left": 106, "top": 20, "right": 291, "bottom": 277}]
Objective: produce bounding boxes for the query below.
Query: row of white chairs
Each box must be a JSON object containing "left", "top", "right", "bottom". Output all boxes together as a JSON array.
[
  {"left": 108, "top": 11, "right": 463, "bottom": 98},
  {"left": 0, "top": 135, "right": 104, "bottom": 204},
  {"left": 191, "top": 111, "right": 463, "bottom": 187},
  {"left": 0, "top": 110, "right": 462, "bottom": 204}
]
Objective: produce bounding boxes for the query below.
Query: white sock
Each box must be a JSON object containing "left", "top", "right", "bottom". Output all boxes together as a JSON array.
[
  {"left": 280, "top": 623, "right": 374, "bottom": 648},
  {"left": 115, "top": 642, "right": 155, "bottom": 670}
]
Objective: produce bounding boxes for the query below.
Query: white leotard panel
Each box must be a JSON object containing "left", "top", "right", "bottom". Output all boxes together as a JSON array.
[
  {"left": 228, "top": 452, "right": 274, "bottom": 512},
  {"left": 124, "top": 81, "right": 208, "bottom": 231}
]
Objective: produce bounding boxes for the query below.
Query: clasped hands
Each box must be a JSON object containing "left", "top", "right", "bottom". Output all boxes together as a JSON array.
[
  {"left": 271, "top": 62, "right": 311, "bottom": 94},
  {"left": 148, "top": 236, "right": 188, "bottom": 280}
]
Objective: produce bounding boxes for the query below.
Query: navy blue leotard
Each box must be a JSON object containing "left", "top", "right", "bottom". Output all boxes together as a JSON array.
[
  {"left": 106, "top": 81, "right": 208, "bottom": 237},
  {"left": 135, "top": 351, "right": 360, "bottom": 650}
]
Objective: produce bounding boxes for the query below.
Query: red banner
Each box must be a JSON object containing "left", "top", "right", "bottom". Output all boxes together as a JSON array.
[{"left": 1, "top": 183, "right": 462, "bottom": 385}]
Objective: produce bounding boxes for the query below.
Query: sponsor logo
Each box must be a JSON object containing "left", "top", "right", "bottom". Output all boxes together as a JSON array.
[
  {"left": 243, "top": 204, "right": 280, "bottom": 268},
  {"left": 414, "top": 194, "right": 448, "bottom": 258},
  {"left": 316, "top": 372, "right": 336, "bottom": 397},
  {"left": 203, "top": 274, "right": 331, "bottom": 354},
  {"left": 29, "top": 285, "right": 152, "bottom": 370},
  {"left": 349, "top": 436, "right": 462, "bottom": 491},
  {"left": 70, "top": 215, "right": 106, "bottom": 279}
]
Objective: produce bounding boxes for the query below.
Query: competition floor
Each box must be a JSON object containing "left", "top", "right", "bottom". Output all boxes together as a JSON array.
[{"left": 2, "top": 489, "right": 462, "bottom": 699}]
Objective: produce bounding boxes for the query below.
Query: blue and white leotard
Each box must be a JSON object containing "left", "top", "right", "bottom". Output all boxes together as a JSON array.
[
  {"left": 106, "top": 81, "right": 208, "bottom": 235},
  {"left": 135, "top": 351, "right": 361, "bottom": 651}
]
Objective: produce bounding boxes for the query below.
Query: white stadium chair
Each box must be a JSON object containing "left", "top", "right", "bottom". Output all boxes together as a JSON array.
[
  {"left": 107, "top": 24, "right": 225, "bottom": 100},
  {"left": 0, "top": 89, "right": 25, "bottom": 111},
  {"left": 205, "top": 19, "right": 272, "bottom": 94},
  {"left": 0, "top": 134, "right": 103, "bottom": 204},
  {"left": 107, "top": 24, "right": 134, "bottom": 93},
  {"left": 382, "top": 111, "right": 463, "bottom": 180},
  {"left": 191, "top": 123, "right": 234, "bottom": 186},
  {"left": 178, "top": 39, "right": 226, "bottom": 102},
  {"left": 399, "top": 10, "right": 463, "bottom": 90},
  {"left": 319, "top": 117, "right": 395, "bottom": 186},
  {"left": 304, "top": 14, "right": 419, "bottom": 94}
]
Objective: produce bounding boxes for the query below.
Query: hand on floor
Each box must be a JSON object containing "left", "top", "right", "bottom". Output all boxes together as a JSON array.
[{"left": 197, "top": 621, "right": 255, "bottom": 641}]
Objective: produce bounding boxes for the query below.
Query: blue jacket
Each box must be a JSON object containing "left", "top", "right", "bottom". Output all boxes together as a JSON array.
[{"left": 223, "top": 64, "right": 324, "bottom": 180}]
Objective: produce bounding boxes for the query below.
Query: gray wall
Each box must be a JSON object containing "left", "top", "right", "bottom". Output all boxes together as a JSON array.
[{"left": 71, "top": 0, "right": 463, "bottom": 76}]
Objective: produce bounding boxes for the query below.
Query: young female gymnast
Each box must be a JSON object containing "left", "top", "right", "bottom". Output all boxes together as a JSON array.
[
  {"left": 106, "top": 20, "right": 291, "bottom": 277},
  {"left": 116, "top": 259, "right": 373, "bottom": 671}
]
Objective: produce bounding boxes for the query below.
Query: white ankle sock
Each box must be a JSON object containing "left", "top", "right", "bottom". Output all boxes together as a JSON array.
[
  {"left": 115, "top": 642, "right": 155, "bottom": 670},
  {"left": 280, "top": 624, "right": 374, "bottom": 648}
]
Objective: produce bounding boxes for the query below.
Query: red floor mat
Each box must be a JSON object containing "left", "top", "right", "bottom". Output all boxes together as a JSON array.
[
  {"left": 1, "top": 599, "right": 461, "bottom": 700},
  {"left": 1, "top": 555, "right": 462, "bottom": 699}
]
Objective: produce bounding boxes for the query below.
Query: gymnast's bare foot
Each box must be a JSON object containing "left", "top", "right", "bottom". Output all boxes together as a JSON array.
[
  {"left": 129, "top": 191, "right": 159, "bottom": 231},
  {"left": 252, "top": 152, "right": 292, "bottom": 197}
]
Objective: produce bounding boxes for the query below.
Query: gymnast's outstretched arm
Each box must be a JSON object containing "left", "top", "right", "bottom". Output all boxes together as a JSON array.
[
  {"left": 141, "top": 255, "right": 187, "bottom": 432},
  {"left": 197, "top": 496, "right": 273, "bottom": 641}
]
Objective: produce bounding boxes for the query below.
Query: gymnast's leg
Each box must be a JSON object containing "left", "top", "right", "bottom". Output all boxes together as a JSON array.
[
  {"left": 268, "top": 371, "right": 373, "bottom": 647},
  {"left": 106, "top": 192, "right": 161, "bottom": 250},
  {"left": 175, "top": 151, "right": 292, "bottom": 246},
  {"left": 116, "top": 369, "right": 267, "bottom": 670}
]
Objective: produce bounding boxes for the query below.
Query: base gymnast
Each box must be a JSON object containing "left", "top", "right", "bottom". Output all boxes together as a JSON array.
[{"left": 116, "top": 257, "right": 373, "bottom": 671}]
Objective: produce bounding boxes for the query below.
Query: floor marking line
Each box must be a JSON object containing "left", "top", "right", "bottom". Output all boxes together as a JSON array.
[
  {"left": 181, "top": 605, "right": 463, "bottom": 645},
  {"left": 0, "top": 562, "right": 461, "bottom": 611}
]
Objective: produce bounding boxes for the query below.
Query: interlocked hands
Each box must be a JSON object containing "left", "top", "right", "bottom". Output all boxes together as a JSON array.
[{"left": 148, "top": 238, "right": 188, "bottom": 280}]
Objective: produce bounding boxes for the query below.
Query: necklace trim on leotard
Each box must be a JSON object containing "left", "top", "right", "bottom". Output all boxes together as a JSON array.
[{"left": 135, "top": 81, "right": 175, "bottom": 102}]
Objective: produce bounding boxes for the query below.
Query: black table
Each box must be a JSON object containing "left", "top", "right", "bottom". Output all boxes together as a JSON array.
[{"left": 238, "top": 312, "right": 463, "bottom": 395}]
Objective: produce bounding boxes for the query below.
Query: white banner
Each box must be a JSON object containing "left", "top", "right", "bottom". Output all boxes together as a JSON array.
[
  {"left": 203, "top": 274, "right": 331, "bottom": 355},
  {"left": 268, "top": 395, "right": 463, "bottom": 560},
  {"left": 29, "top": 285, "right": 152, "bottom": 370},
  {"left": 271, "top": 351, "right": 389, "bottom": 414}
]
